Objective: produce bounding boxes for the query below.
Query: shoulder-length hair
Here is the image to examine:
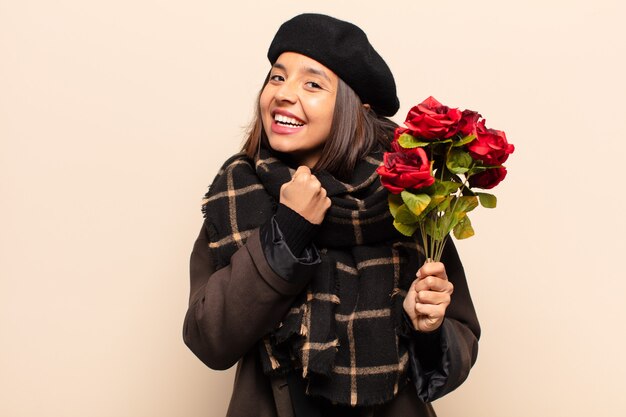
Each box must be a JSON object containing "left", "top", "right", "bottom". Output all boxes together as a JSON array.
[{"left": 241, "top": 75, "right": 398, "bottom": 181}]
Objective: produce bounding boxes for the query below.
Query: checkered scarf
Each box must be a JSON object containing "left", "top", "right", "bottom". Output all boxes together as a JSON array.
[{"left": 202, "top": 147, "right": 423, "bottom": 406}]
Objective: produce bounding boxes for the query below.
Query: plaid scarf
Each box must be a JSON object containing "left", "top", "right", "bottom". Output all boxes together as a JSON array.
[{"left": 202, "top": 147, "right": 423, "bottom": 406}]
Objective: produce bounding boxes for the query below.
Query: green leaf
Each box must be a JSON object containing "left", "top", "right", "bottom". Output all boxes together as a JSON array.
[
  {"left": 446, "top": 149, "right": 474, "bottom": 175},
  {"left": 434, "top": 180, "right": 461, "bottom": 196},
  {"left": 419, "top": 195, "right": 443, "bottom": 218},
  {"left": 453, "top": 216, "right": 475, "bottom": 239},
  {"left": 423, "top": 216, "right": 437, "bottom": 238},
  {"left": 401, "top": 191, "right": 431, "bottom": 216},
  {"left": 393, "top": 220, "right": 419, "bottom": 237},
  {"left": 436, "top": 196, "right": 452, "bottom": 212},
  {"left": 453, "top": 133, "right": 477, "bottom": 147},
  {"left": 420, "top": 180, "right": 460, "bottom": 199},
  {"left": 395, "top": 204, "right": 419, "bottom": 224},
  {"left": 438, "top": 211, "right": 458, "bottom": 239},
  {"left": 388, "top": 193, "right": 403, "bottom": 218},
  {"left": 423, "top": 195, "right": 452, "bottom": 217},
  {"left": 477, "top": 192, "right": 497, "bottom": 208},
  {"left": 452, "top": 196, "right": 479, "bottom": 219},
  {"left": 397, "top": 133, "right": 431, "bottom": 148}
]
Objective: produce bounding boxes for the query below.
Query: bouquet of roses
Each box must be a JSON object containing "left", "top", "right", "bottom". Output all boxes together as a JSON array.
[{"left": 376, "top": 96, "right": 514, "bottom": 262}]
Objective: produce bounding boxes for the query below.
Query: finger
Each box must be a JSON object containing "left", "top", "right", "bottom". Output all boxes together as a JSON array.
[
  {"left": 415, "top": 289, "right": 451, "bottom": 305},
  {"left": 308, "top": 175, "right": 322, "bottom": 190},
  {"left": 418, "top": 262, "right": 447, "bottom": 280},
  {"left": 293, "top": 172, "right": 311, "bottom": 183},
  {"left": 292, "top": 165, "right": 311, "bottom": 180},
  {"left": 403, "top": 296, "right": 417, "bottom": 320},
  {"left": 414, "top": 302, "right": 445, "bottom": 319},
  {"left": 414, "top": 276, "right": 454, "bottom": 293}
]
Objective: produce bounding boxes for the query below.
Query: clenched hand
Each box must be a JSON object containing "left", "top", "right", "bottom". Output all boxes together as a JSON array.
[
  {"left": 403, "top": 261, "right": 454, "bottom": 333},
  {"left": 279, "top": 166, "right": 331, "bottom": 225}
]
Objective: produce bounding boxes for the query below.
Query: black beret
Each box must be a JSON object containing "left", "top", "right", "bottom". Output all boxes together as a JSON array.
[{"left": 267, "top": 13, "right": 400, "bottom": 117}]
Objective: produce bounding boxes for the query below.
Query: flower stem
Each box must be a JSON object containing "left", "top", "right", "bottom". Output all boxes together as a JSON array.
[{"left": 419, "top": 223, "right": 431, "bottom": 263}]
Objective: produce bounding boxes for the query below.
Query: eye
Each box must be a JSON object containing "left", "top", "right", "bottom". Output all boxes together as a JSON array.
[
  {"left": 269, "top": 74, "right": 285, "bottom": 83},
  {"left": 306, "top": 81, "right": 322, "bottom": 89}
]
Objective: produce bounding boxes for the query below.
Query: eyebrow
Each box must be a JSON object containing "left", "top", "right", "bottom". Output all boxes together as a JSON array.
[{"left": 272, "top": 62, "right": 331, "bottom": 82}]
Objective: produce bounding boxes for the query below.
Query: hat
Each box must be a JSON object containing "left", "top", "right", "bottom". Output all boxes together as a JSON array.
[{"left": 267, "top": 13, "right": 400, "bottom": 117}]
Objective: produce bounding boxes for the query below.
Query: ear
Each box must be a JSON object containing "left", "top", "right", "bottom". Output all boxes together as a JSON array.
[{"left": 363, "top": 104, "right": 371, "bottom": 111}]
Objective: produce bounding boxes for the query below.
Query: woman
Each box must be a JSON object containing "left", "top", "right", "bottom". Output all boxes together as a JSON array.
[{"left": 183, "top": 13, "right": 480, "bottom": 417}]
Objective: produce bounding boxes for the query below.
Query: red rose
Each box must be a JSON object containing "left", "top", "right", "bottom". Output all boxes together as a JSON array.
[
  {"left": 377, "top": 141, "right": 435, "bottom": 194},
  {"left": 467, "top": 120, "right": 514, "bottom": 165},
  {"left": 457, "top": 109, "right": 481, "bottom": 138},
  {"left": 393, "top": 126, "right": 408, "bottom": 141},
  {"left": 469, "top": 167, "right": 508, "bottom": 189},
  {"left": 403, "top": 96, "right": 462, "bottom": 140}
]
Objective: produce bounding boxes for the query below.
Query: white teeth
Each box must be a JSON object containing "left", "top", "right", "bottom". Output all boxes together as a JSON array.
[{"left": 274, "top": 114, "right": 304, "bottom": 126}]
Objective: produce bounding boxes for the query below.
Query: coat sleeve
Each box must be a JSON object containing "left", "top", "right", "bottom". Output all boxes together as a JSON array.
[
  {"left": 182, "top": 218, "right": 320, "bottom": 370},
  {"left": 403, "top": 238, "right": 481, "bottom": 402}
]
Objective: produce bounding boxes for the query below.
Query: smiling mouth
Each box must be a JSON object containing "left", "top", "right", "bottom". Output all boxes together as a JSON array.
[{"left": 274, "top": 113, "right": 305, "bottom": 127}]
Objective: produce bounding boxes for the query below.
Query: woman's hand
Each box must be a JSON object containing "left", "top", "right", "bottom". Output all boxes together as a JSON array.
[
  {"left": 279, "top": 166, "right": 331, "bottom": 224},
  {"left": 403, "top": 261, "right": 454, "bottom": 333}
]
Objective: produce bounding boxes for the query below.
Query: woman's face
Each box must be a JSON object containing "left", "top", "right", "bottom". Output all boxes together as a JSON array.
[{"left": 260, "top": 52, "right": 338, "bottom": 168}]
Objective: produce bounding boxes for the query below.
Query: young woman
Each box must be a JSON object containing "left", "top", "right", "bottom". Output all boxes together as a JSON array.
[{"left": 183, "top": 13, "right": 480, "bottom": 417}]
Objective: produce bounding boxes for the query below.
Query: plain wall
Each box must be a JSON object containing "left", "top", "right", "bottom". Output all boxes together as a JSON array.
[{"left": 1, "top": 0, "right": 625, "bottom": 416}]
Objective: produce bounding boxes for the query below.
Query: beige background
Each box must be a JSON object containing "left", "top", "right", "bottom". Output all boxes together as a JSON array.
[{"left": 2, "top": 0, "right": 625, "bottom": 416}]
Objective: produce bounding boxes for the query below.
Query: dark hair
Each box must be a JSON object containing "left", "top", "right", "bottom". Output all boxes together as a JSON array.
[{"left": 241, "top": 76, "right": 398, "bottom": 181}]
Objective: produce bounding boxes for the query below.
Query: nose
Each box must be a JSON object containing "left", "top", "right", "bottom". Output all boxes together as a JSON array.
[{"left": 274, "top": 80, "right": 298, "bottom": 103}]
